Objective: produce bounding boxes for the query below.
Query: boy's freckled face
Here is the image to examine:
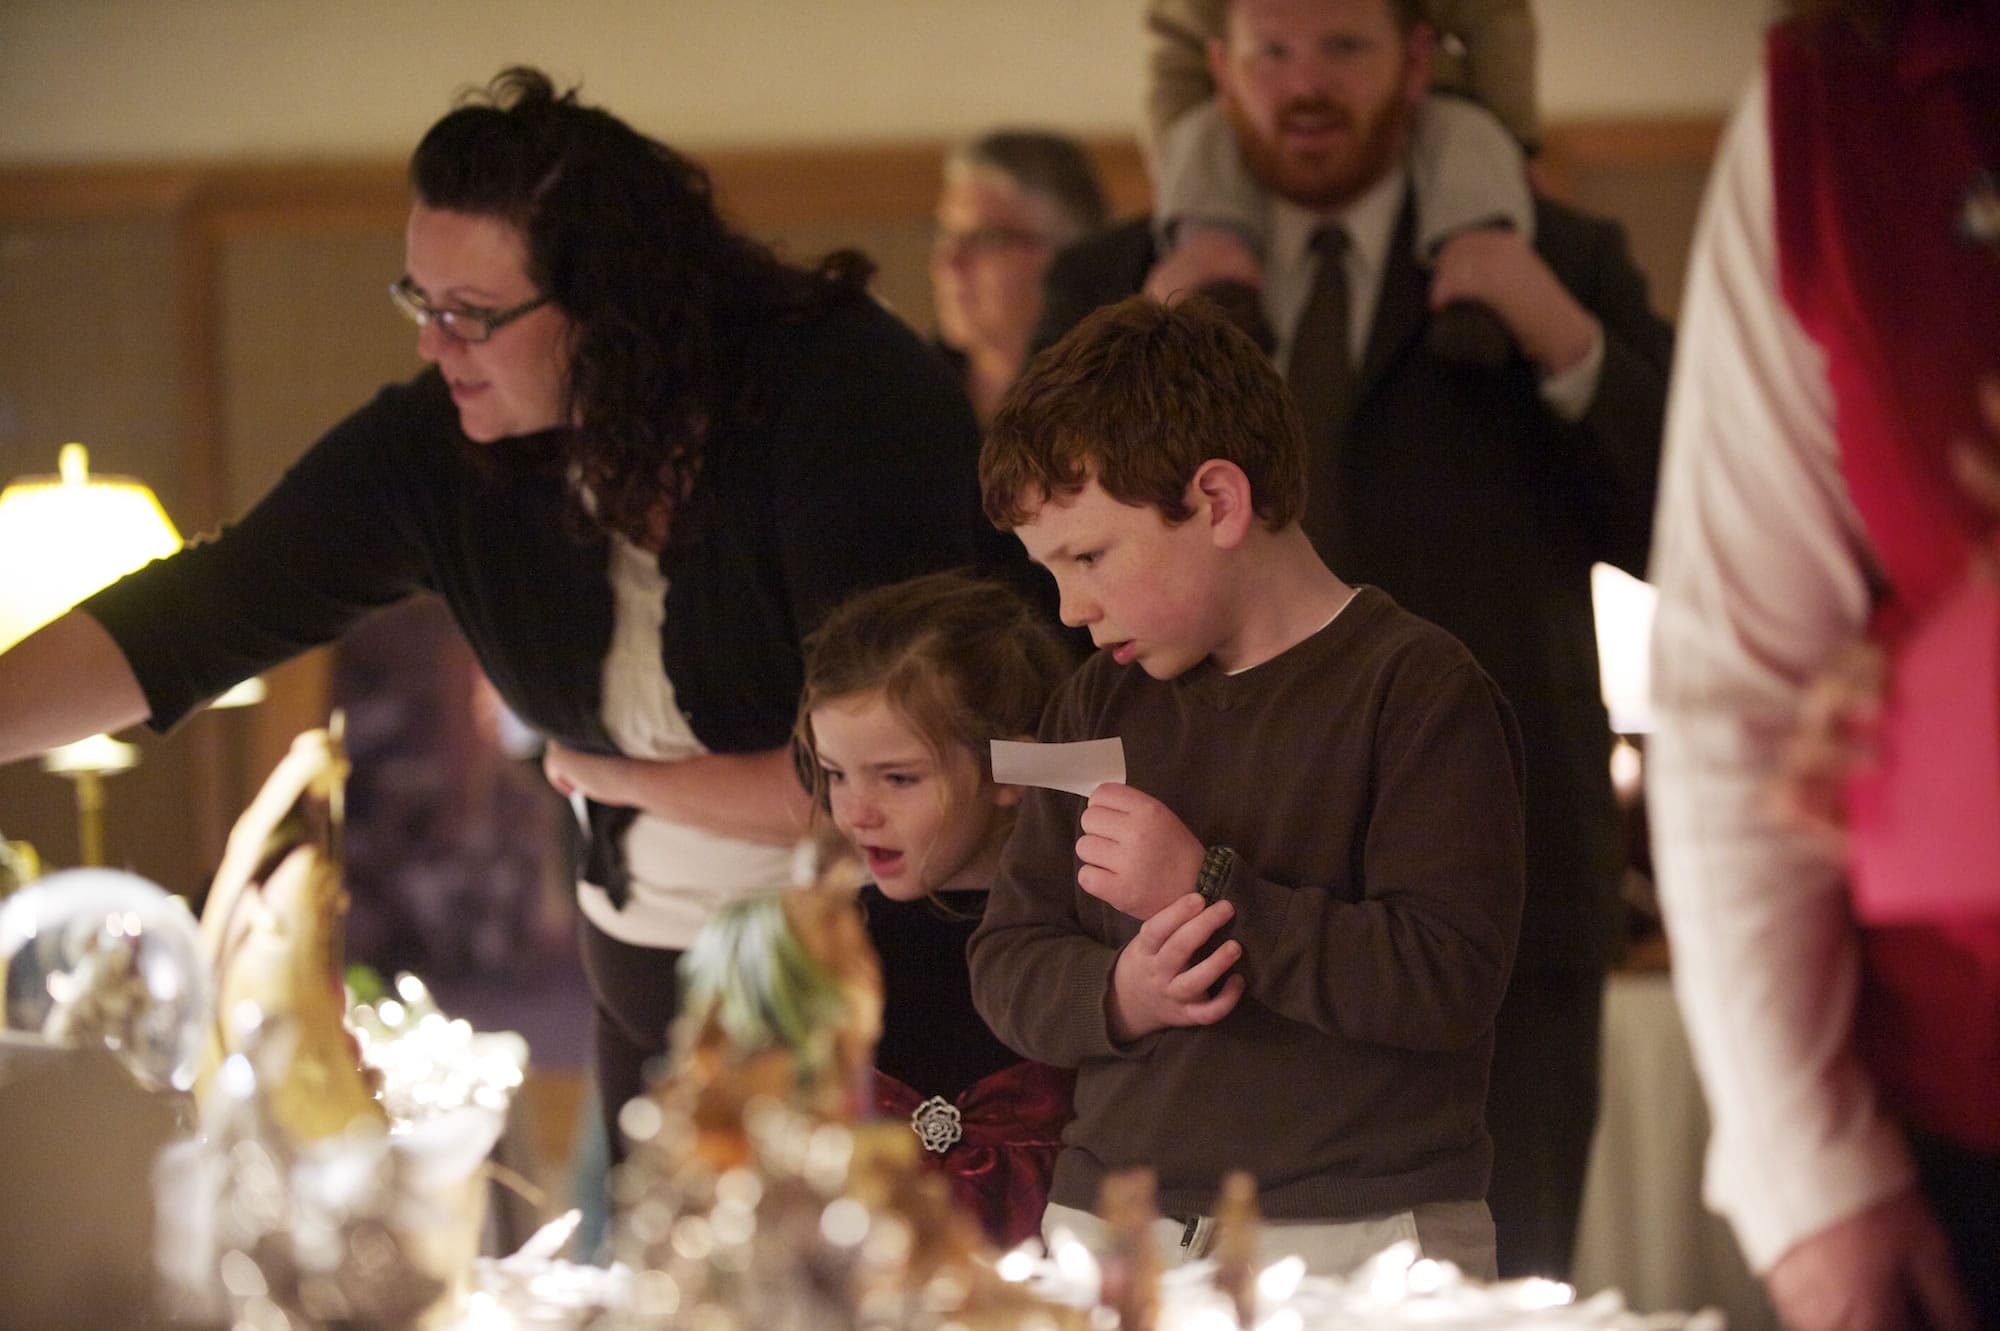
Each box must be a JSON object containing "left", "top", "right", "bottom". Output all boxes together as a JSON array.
[{"left": 1015, "top": 478, "right": 1225, "bottom": 681}]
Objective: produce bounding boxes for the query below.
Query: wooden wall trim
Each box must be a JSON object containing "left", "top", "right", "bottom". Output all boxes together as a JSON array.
[
  {"left": 0, "top": 164, "right": 205, "bottom": 219},
  {"left": 1542, "top": 116, "right": 1725, "bottom": 165},
  {"left": 0, "top": 117, "right": 1721, "bottom": 245},
  {"left": 1536, "top": 117, "right": 1725, "bottom": 203},
  {"left": 0, "top": 134, "right": 1162, "bottom": 233}
]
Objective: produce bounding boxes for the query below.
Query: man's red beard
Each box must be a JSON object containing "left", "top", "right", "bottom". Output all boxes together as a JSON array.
[{"left": 1224, "top": 87, "right": 1414, "bottom": 211}]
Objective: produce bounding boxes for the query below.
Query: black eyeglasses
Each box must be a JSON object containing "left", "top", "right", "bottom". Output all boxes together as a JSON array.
[
  {"left": 389, "top": 276, "right": 551, "bottom": 344},
  {"left": 931, "top": 224, "right": 1051, "bottom": 261}
]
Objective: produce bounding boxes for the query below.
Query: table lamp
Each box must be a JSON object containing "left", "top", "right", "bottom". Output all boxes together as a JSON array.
[
  {"left": 0, "top": 444, "right": 198, "bottom": 866},
  {"left": 1592, "top": 561, "right": 1659, "bottom": 800}
]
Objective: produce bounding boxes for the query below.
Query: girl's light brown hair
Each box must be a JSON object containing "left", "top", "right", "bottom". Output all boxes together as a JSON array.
[{"left": 795, "top": 570, "right": 1076, "bottom": 825}]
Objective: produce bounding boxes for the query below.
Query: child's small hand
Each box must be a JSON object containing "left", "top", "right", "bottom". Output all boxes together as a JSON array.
[
  {"left": 1076, "top": 782, "right": 1206, "bottom": 920},
  {"left": 1107, "top": 893, "right": 1244, "bottom": 1042},
  {"left": 1144, "top": 224, "right": 1262, "bottom": 305},
  {"left": 1428, "top": 228, "right": 1596, "bottom": 376}
]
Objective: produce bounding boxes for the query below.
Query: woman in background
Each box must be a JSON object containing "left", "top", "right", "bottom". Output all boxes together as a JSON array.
[{"left": 930, "top": 130, "right": 1108, "bottom": 423}]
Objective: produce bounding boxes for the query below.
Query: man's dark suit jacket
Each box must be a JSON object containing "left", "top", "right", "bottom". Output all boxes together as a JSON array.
[{"left": 1035, "top": 198, "right": 1673, "bottom": 974}]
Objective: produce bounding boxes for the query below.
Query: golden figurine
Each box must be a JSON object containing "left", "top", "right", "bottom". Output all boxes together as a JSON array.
[
  {"left": 195, "top": 721, "right": 384, "bottom": 1142},
  {"left": 611, "top": 839, "right": 1086, "bottom": 1330},
  {"left": 668, "top": 846, "right": 883, "bottom": 1170},
  {"left": 1098, "top": 1167, "right": 1161, "bottom": 1331},
  {"left": 1212, "top": 1170, "right": 1263, "bottom": 1328}
]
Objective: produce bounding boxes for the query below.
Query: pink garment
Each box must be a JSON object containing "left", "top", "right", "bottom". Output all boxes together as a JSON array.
[{"left": 1768, "top": 9, "right": 2000, "bottom": 1153}]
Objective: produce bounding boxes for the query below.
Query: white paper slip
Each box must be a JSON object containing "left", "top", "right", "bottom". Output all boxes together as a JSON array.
[{"left": 990, "top": 737, "right": 1126, "bottom": 798}]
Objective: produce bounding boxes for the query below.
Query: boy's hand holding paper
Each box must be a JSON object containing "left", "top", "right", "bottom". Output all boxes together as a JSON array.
[
  {"left": 991, "top": 738, "right": 1207, "bottom": 921},
  {"left": 1076, "top": 782, "right": 1207, "bottom": 922}
]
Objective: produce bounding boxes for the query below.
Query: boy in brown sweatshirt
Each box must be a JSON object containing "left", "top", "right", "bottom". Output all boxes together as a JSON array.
[{"left": 969, "top": 294, "right": 1524, "bottom": 1277}]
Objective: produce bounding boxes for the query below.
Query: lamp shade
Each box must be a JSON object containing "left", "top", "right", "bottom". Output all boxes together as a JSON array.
[
  {"left": 1591, "top": 561, "right": 1658, "bottom": 736},
  {"left": 0, "top": 444, "right": 182, "bottom": 656}
]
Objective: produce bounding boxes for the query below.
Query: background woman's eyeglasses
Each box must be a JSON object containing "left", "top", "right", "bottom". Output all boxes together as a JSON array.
[
  {"left": 930, "top": 225, "right": 1050, "bottom": 263},
  {"left": 389, "top": 276, "right": 550, "bottom": 344}
]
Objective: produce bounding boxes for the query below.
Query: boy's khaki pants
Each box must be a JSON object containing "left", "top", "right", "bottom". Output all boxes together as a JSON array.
[{"left": 1041, "top": 1197, "right": 1497, "bottom": 1282}]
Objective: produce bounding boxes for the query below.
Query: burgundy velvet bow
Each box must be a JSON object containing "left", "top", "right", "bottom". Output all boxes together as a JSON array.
[{"left": 872, "top": 1059, "right": 1075, "bottom": 1247}]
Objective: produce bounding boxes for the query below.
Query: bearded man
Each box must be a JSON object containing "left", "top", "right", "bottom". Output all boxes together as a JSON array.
[{"left": 1034, "top": 0, "right": 1674, "bottom": 1281}]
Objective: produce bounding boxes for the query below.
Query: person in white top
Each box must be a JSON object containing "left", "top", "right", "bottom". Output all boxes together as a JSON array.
[{"left": 1646, "top": 4, "right": 1998, "bottom": 1326}]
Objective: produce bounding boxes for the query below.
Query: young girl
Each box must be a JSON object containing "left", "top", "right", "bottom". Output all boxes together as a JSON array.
[{"left": 795, "top": 570, "right": 1078, "bottom": 1248}]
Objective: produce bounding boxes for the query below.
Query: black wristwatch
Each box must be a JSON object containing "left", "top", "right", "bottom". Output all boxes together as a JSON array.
[{"left": 1195, "top": 844, "right": 1237, "bottom": 905}]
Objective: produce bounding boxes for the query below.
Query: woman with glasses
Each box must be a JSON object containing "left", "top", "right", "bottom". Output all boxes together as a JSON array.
[
  {"left": 930, "top": 130, "right": 1108, "bottom": 425},
  {"left": 0, "top": 67, "right": 987, "bottom": 1152}
]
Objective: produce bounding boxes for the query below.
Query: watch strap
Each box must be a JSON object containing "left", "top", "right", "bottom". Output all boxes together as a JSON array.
[{"left": 1196, "top": 844, "right": 1237, "bottom": 905}]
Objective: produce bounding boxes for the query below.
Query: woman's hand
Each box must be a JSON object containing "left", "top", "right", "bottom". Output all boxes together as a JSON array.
[
  {"left": 1771, "top": 376, "right": 2000, "bottom": 851},
  {"left": 1948, "top": 375, "right": 2000, "bottom": 579},
  {"left": 542, "top": 740, "right": 810, "bottom": 846},
  {"left": 1765, "top": 1189, "right": 1976, "bottom": 1331},
  {"left": 542, "top": 740, "right": 622, "bottom": 802},
  {"left": 1772, "top": 640, "right": 1886, "bottom": 856}
]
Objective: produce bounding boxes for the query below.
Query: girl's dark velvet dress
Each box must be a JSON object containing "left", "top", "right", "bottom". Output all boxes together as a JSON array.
[{"left": 861, "top": 885, "right": 1072, "bottom": 1246}]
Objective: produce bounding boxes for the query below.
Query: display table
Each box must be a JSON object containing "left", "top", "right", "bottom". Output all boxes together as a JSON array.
[{"left": 1570, "top": 968, "right": 1777, "bottom": 1330}]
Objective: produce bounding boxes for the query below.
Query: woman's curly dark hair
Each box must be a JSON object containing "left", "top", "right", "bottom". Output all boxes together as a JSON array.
[{"left": 409, "top": 67, "right": 872, "bottom": 548}]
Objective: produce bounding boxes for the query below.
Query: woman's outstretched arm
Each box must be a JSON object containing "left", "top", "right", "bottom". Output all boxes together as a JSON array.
[{"left": 0, "top": 610, "right": 149, "bottom": 766}]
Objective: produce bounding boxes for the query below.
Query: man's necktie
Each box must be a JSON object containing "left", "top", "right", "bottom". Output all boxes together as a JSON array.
[{"left": 1286, "top": 223, "right": 1357, "bottom": 442}]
